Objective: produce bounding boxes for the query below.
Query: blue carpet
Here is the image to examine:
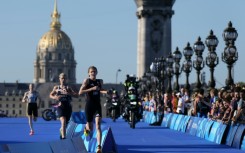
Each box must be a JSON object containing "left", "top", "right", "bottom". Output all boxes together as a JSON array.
[{"left": 0, "top": 117, "right": 244, "bottom": 153}]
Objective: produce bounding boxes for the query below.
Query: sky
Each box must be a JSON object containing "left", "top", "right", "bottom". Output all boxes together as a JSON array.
[{"left": 0, "top": 0, "right": 244, "bottom": 88}]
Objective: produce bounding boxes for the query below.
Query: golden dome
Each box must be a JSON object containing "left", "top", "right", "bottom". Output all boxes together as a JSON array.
[
  {"left": 38, "top": 29, "right": 72, "bottom": 50},
  {"left": 37, "top": 0, "right": 73, "bottom": 51}
]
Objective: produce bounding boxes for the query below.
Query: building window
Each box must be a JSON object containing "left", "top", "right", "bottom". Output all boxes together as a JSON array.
[
  {"left": 13, "top": 110, "right": 15, "bottom": 114},
  {"left": 6, "top": 98, "right": 8, "bottom": 101},
  {"left": 12, "top": 104, "right": 15, "bottom": 108},
  {"left": 13, "top": 98, "right": 15, "bottom": 101},
  {"left": 6, "top": 104, "right": 8, "bottom": 108},
  {"left": 58, "top": 53, "right": 62, "bottom": 60},
  {"left": 0, "top": 104, "right": 2, "bottom": 108},
  {"left": 19, "top": 110, "right": 22, "bottom": 115},
  {"left": 19, "top": 104, "right": 22, "bottom": 108},
  {"left": 0, "top": 98, "right": 2, "bottom": 101},
  {"left": 49, "top": 53, "right": 52, "bottom": 60},
  {"left": 67, "top": 53, "right": 70, "bottom": 60}
]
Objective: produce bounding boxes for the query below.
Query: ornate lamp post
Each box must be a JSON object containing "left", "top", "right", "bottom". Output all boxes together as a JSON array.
[
  {"left": 172, "top": 47, "right": 182, "bottom": 91},
  {"left": 193, "top": 37, "right": 205, "bottom": 91},
  {"left": 150, "top": 57, "right": 166, "bottom": 94},
  {"left": 182, "top": 42, "right": 193, "bottom": 91},
  {"left": 205, "top": 30, "right": 219, "bottom": 89},
  {"left": 166, "top": 53, "right": 174, "bottom": 93},
  {"left": 222, "top": 21, "right": 238, "bottom": 88}
]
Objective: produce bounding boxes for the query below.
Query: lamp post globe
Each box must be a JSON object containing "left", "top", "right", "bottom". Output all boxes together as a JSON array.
[
  {"left": 222, "top": 21, "right": 238, "bottom": 88},
  {"left": 193, "top": 37, "right": 205, "bottom": 91},
  {"left": 205, "top": 30, "right": 219, "bottom": 89},
  {"left": 172, "top": 47, "right": 182, "bottom": 91},
  {"left": 182, "top": 42, "right": 193, "bottom": 91},
  {"left": 223, "top": 21, "right": 238, "bottom": 46}
]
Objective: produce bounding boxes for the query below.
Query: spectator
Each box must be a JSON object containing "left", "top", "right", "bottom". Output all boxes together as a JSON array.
[
  {"left": 176, "top": 92, "right": 185, "bottom": 114},
  {"left": 193, "top": 88, "right": 211, "bottom": 118}
]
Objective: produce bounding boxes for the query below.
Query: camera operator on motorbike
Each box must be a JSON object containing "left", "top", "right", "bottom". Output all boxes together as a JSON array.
[{"left": 105, "top": 88, "right": 121, "bottom": 121}]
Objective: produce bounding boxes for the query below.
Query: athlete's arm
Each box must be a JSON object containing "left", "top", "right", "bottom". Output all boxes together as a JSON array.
[
  {"left": 79, "top": 78, "right": 97, "bottom": 95},
  {"left": 49, "top": 86, "right": 60, "bottom": 101},
  {"left": 21, "top": 92, "right": 28, "bottom": 103},
  {"left": 99, "top": 79, "right": 108, "bottom": 94}
]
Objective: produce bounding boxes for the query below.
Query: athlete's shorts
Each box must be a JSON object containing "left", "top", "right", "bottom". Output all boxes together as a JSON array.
[
  {"left": 57, "top": 103, "right": 72, "bottom": 124},
  {"left": 27, "top": 103, "right": 38, "bottom": 117},
  {"left": 85, "top": 101, "right": 102, "bottom": 122}
]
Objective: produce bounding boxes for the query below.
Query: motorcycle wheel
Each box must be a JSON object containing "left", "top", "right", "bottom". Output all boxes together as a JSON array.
[
  {"left": 42, "top": 109, "right": 53, "bottom": 121},
  {"left": 112, "top": 109, "right": 116, "bottom": 122},
  {"left": 130, "top": 111, "right": 136, "bottom": 129}
]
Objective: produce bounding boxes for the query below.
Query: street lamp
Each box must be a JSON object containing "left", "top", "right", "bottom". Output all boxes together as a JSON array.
[
  {"left": 222, "top": 21, "right": 238, "bottom": 88},
  {"left": 116, "top": 69, "right": 121, "bottom": 84},
  {"left": 166, "top": 53, "right": 174, "bottom": 93},
  {"left": 193, "top": 37, "right": 205, "bottom": 91},
  {"left": 172, "top": 47, "right": 182, "bottom": 91},
  {"left": 150, "top": 57, "right": 166, "bottom": 94},
  {"left": 205, "top": 30, "right": 219, "bottom": 89},
  {"left": 182, "top": 42, "right": 193, "bottom": 91}
]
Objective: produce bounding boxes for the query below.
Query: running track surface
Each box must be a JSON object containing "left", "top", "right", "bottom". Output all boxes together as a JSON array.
[{"left": 0, "top": 117, "right": 244, "bottom": 153}]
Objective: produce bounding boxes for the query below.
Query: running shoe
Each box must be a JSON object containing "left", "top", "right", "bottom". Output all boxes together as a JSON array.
[
  {"left": 83, "top": 128, "right": 90, "bottom": 137},
  {"left": 96, "top": 145, "right": 102, "bottom": 153},
  {"left": 29, "top": 130, "right": 34, "bottom": 135}
]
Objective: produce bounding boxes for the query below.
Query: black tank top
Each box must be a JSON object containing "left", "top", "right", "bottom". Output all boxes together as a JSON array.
[{"left": 85, "top": 79, "right": 101, "bottom": 103}]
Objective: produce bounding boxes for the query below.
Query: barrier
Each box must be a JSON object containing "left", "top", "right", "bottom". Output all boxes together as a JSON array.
[
  {"left": 207, "top": 121, "right": 221, "bottom": 142},
  {"left": 232, "top": 124, "right": 245, "bottom": 149},
  {"left": 161, "top": 113, "right": 173, "bottom": 127},
  {"left": 179, "top": 115, "right": 191, "bottom": 132},
  {"left": 173, "top": 114, "right": 184, "bottom": 131},
  {"left": 143, "top": 111, "right": 161, "bottom": 124},
  {"left": 241, "top": 133, "right": 245, "bottom": 150},
  {"left": 187, "top": 117, "right": 201, "bottom": 136},
  {"left": 196, "top": 118, "right": 208, "bottom": 138},
  {"left": 144, "top": 112, "right": 245, "bottom": 151},
  {"left": 204, "top": 120, "right": 214, "bottom": 140},
  {"left": 226, "top": 124, "right": 239, "bottom": 146},
  {"left": 170, "top": 114, "right": 179, "bottom": 129},
  {"left": 214, "top": 122, "right": 227, "bottom": 144},
  {"left": 186, "top": 116, "right": 195, "bottom": 134}
]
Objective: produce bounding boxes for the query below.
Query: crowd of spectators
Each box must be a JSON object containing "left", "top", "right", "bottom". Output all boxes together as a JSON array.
[{"left": 141, "top": 84, "right": 245, "bottom": 125}]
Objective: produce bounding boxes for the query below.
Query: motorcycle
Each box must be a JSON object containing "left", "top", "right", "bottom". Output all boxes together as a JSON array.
[
  {"left": 108, "top": 97, "right": 121, "bottom": 122},
  {"left": 122, "top": 87, "right": 141, "bottom": 129},
  {"left": 42, "top": 104, "right": 58, "bottom": 121}
]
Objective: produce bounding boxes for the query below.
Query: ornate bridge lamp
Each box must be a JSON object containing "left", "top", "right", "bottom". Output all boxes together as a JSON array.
[
  {"left": 205, "top": 30, "right": 219, "bottom": 89},
  {"left": 222, "top": 21, "right": 238, "bottom": 88},
  {"left": 182, "top": 42, "right": 194, "bottom": 91},
  {"left": 172, "top": 47, "right": 182, "bottom": 91},
  {"left": 150, "top": 57, "right": 166, "bottom": 94},
  {"left": 193, "top": 37, "right": 205, "bottom": 91},
  {"left": 166, "top": 53, "right": 174, "bottom": 93}
]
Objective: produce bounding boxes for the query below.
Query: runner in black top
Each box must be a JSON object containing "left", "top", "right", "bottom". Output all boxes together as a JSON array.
[
  {"left": 79, "top": 66, "right": 107, "bottom": 153},
  {"left": 50, "top": 73, "right": 78, "bottom": 139}
]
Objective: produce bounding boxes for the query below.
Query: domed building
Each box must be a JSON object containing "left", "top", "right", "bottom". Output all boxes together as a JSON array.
[{"left": 34, "top": 0, "right": 76, "bottom": 84}]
